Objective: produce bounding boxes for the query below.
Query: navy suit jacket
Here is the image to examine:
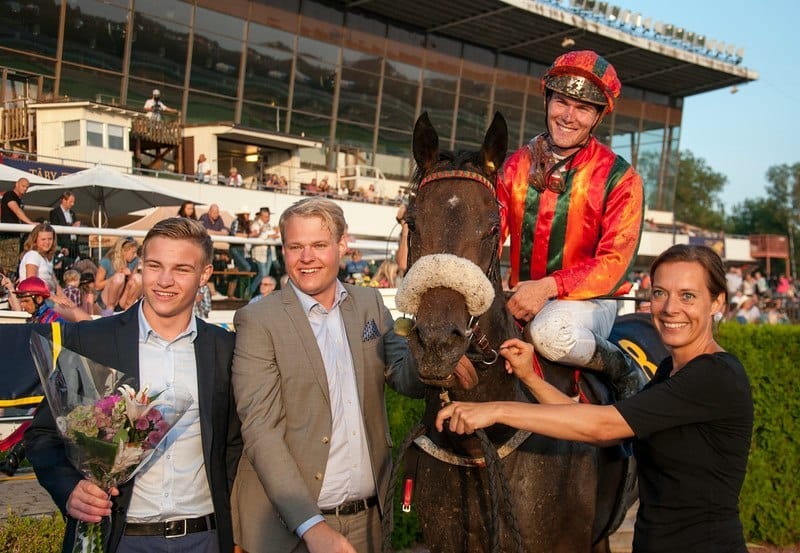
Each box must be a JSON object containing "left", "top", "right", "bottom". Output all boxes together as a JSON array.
[{"left": 25, "top": 305, "right": 241, "bottom": 553}]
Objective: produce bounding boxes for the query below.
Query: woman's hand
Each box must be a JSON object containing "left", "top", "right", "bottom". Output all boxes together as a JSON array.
[
  {"left": 435, "top": 401, "right": 498, "bottom": 435},
  {"left": 499, "top": 338, "right": 538, "bottom": 383}
]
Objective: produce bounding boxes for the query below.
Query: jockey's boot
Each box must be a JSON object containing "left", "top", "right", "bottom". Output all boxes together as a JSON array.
[
  {"left": 0, "top": 440, "right": 26, "bottom": 477},
  {"left": 584, "top": 334, "right": 647, "bottom": 401}
]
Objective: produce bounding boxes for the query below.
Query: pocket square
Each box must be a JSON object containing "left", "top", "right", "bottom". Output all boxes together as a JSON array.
[{"left": 362, "top": 318, "right": 381, "bottom": 342}]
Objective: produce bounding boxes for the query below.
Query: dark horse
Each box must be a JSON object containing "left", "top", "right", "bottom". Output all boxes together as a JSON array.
[{"left": 394, "top": 112, "right": 660, "bottom": 553}]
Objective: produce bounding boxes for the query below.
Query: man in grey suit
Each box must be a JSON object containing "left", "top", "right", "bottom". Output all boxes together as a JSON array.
[{"left": 231, "top": 198, "right": 423, "bottom": 553}]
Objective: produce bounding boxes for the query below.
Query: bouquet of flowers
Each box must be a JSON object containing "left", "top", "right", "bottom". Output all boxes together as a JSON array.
[{"left": 30, "top": 326, "right": 192, "bottom": 553}]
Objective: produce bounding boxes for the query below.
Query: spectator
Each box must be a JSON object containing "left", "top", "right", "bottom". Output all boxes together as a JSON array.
[
  {"left": 227, "top": 208, "right": 253, "bottom": 299},
  {"left": 178, "top": 201, "right": 198, "bottom": 220},
  {"left": 196, "top": 154, "right": 212, "bottom": 184},
  {"left": 143, "top": 88, "right": 177, "bottom": 121},
  {"left": 741, "top": 272, "right": 756, "bottom": 297},
  {"left": 48, "top": 190, "right": 81, "bottom": 263},
  {"left": 18, "top": 222, "right": 60, "bottom": 296},
  {"left": 61, "top": 268, "right": 81, "bottom": 307},
  {"left": 776, "top": 274, "right": 791, "bottom": 297},
  {"left": 94, "top": 237, "right": 142, "bottom": 315},
  {"left": 373, "top": 259, "right": 399, "bottom": 288},
  {"left": 344, "top": 249, "right": 369, "bottom": 281},
  {"left": 753, "top": 271, "right": 770, "bottom": 299},
  {"left": 1, "top": 177, "right": 35, "bottom": 271},
  {"left": 318, "top": 176, "right": 330, "bottom": 196},
  {"left": 247, "top": 275, "right": 277, "bottom": 304},
  {"left": 302, "top": 177, "right": 318, "bottom": 195},
  {"left": 726, "top": 266, "right": 742, "bottom": 298},
  {"left": 227, "top": 167, "right": 243, "bottom": 187},
  {"left": 78, "top": 271, "right": 99, "bottom": 316},
  {"left": 249, "top": 207, "right": 280, "bottom": 298},
  {"left": 199, "top": 204, "right": 229, "bottom": 236},
  {"left": 12, "top": 276, "right": 64, "bottom": 323},
  {"left": 736, "top": 296, "right": 761, "bottom": 324}
]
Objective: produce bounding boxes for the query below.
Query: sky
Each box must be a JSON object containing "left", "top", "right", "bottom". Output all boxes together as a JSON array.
[{"left": 618, "top": 0, "right": 799, "bottom": 212}]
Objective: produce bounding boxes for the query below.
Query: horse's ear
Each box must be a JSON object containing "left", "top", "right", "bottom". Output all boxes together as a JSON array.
[
  {"left": 480, "top": 112, "right": 508, "bottom": 177},
  {"left": 413, "top": 112, "right": 439, "bottom": 171}
]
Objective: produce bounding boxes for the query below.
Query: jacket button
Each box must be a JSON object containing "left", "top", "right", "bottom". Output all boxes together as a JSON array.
[
  {"left": 315, "top": 472, "right": 323, "bottom": 480},
  {"left": 322, "top": 436, "right": 330, "bottom": 444}
]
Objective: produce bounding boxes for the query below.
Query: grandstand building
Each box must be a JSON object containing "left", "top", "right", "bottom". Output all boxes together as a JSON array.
[{"left": 0, "top": 0, "right": 757, "bottom": 262}]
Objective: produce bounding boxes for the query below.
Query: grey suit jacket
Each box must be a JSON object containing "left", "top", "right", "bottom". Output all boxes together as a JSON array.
[{"left": 231, "top": 283, "right": 422, "bottom": 552}]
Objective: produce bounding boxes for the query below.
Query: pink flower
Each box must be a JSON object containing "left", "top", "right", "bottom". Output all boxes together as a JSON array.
[
  {"left": 135, "top": 417, "right": 150, "bottom": 431},
  {"left": 156, "top": 420, "right": 170, "bottom": 434},
  {"left": 146, "top": 431, "right": 163, "bottom": 448}
]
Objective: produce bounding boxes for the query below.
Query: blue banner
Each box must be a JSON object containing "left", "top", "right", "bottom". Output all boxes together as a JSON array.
[{"left": 1, "top": 157, "right": 80, "bottom": 181}]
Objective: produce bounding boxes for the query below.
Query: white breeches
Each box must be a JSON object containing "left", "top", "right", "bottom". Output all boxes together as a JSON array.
[{"left": 527, "top": 299, "right": 617, "bottom": 366}]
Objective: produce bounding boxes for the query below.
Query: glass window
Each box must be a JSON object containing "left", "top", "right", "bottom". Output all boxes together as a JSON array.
[
  {"left": 63, "top": 0, "right": 128, "bottom": 72},
  {"left": 0, "top": 0, "right": 60, "bottom": 58},
  {"left": 133, "top": 0, "right": 192, "bottom": 26},
  {"left": 241, "top": 101, "right": 285, "bottom": 133},
  {"left": 86, "top": 121, "right": 104, "bottom": 147},
  {"left": 455, "top": 96, "right": 489, "bottom": 146},
  {"left": 380, "top": 76, "right": 418, "bottom": 132},
  {"left": 185, "top": 92, "right": 236, "bottom": 124},
  {"left": 423, "top": 68, "right": 457, "bottom": 93},
  {"left": 130, "top": 11, "right": 190, "bottom": 87},
  {"left": 194, "top": 6, "right": 244, "bottom": 39},
  {"left": 524, "top": 102, "right": 546, "bottom": 141},
  {"left": 289, "top": 111, "right": 331, "bottom": 142},
  {"left": 495, "top": 104, "right": 523, "bottom": 149},
  {"left": 243, "top": 23, "right": 293, "bottom": 108},
  {"left": 387, "top": 25, "right": 424, "bottom": 48},
  {"left": 64, "top": 120, "right": 81, "bottom": 147},
  {"left": 292, "top": 38, "right": 337, "bottom": 118},
  {"left": 190, "top": 29, "right": 243, "bottom": 97},
  {"left": 335, "top": 121, "right": 373, "bottom": 151},
  {"left": 60, "top": 64, "right": 123, "bottom": 103},
  {"left": 341, "top": 47, "right": 381, "bottom": 74},
  {"left": 108, "top": 124, "right": 124, "bottom": 150},
  {"left": 421, "top": 88, "right": 454, "bottom": 141},
  {"left": 296, "top": 35, "right": 339, "bottom": 67},
  {"left": 338, "top": 67, "right": 378, "bottom": 126}
]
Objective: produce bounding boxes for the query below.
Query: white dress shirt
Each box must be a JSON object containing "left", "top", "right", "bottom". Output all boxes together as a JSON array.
[{"left": 126, "top": 304, "right": 214, "bottom": 522}]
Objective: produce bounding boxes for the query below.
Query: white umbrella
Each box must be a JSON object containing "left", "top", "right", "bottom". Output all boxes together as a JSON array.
[
  {"left": 25, "top": 165, "right": 200, "bottom": 258},
  {"left": 0, "top": 163, "right": 52, "bottom": 186}
]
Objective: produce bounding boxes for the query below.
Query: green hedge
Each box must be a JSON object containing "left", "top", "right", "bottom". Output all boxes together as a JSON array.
[
  {"left": 387, "top": 323, "right": 800, "bottom": 548},
  {"left": 717, "top": 323, "right": 800, "bottom": 546},
  {"left": 0, "top": 511, "right": 64, "bottom": 553}
]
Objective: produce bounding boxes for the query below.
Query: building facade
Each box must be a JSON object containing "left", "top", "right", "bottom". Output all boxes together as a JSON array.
[{"left": 1, "top": 0, "right": 753, "bottom": 213}]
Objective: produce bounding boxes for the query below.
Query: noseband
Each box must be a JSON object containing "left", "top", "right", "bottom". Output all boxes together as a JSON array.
[{"left": 412, "top": 168, "right": 502, "bottom": 366}]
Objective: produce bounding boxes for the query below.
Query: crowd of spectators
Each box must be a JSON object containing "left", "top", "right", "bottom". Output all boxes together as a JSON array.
[{"left": 724, "top": 266, "right": 799, "bottom": 324}]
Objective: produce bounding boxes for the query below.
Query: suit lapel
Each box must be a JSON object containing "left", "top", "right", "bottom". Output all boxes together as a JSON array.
[
  {"left": 194, "top": 320, "right": 214, "bottom": 463},
  {"left": 340, "top": 290, "right": 366, "bottom": 402},
  {"left": 115, "top": 306, "right": 141, "bottom": 386},
  {"left": 282, "top": 287, "right": 331, "bottom": 405}
]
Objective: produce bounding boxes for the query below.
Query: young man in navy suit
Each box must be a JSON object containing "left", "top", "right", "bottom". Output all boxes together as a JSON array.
[{"left": 26, "top": 217, "right": 241, "bottom": 553}]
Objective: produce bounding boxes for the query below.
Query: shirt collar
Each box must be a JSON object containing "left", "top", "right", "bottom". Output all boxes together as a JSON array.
[
  {"left": 290, "top": 279, "right": 349, "bottom": 315},
  {"left": 137, "top": 301, "right": 198, "bottom": 343}
]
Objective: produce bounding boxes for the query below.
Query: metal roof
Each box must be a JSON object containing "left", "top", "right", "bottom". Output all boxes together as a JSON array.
[{"left": 338, "top": 0, "right": 757, "bottom": 98}]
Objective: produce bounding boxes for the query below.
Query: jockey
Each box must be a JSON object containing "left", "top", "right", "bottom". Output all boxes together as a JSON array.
[
  {"left": 497, "top": 50, "right": 645, "bottom": 399},
  {"left": 13, "top": 276, "right": 65, "bottom": 323}
]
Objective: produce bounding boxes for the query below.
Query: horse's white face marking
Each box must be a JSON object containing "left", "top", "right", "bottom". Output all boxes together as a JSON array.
[{"left": 447, "top": 195, "right": 460, "bottom": 208}]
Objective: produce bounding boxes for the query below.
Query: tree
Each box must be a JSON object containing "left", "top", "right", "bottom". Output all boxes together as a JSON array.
[{"left": 673, "top": 150, "right": 728, "bottom": 231}]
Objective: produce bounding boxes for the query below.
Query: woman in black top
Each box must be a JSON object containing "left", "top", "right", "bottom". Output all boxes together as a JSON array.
[{"left": 436, "top": 244, "right": 753, "bottom": 552}]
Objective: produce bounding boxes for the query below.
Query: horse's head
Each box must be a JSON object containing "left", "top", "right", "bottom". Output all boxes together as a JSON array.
[{"left": 396, "top": 112, "right": 509, "bottom": 387}]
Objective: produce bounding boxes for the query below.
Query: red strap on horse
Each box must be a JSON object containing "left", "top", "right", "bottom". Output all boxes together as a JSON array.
[
  {"left": 0, "top": 421, "right": 30, "bottom": 451},
  {"left": 573, "top": 371, "right": 591, "bottom": 404}
]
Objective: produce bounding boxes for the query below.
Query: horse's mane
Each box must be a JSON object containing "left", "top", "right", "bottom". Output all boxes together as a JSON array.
[{"left": 410, "top": 150, "right": 485, "bottom": 192}]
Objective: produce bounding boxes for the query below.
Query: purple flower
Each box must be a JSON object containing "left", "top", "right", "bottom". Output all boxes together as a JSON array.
[
  {"left": 135, "top": 417, "right": 150, "bottom": 431},
  {"left": 156, "top": 420, "right": 170, "bottom": 434},
  {"left": 146, "top": 431, "right": 163, "bottom": 448},
  {"left": 96, "top": 395, "right": 121, "bottom": 415},
  {"left": 146, "top": 408, "right": 163, "bottom": 423}
]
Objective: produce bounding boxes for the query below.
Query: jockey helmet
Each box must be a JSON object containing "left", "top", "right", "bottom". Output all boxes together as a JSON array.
[
  {"left": 542, "top": 50, "right": 621, "bottom": 113},
  {"left": 14, "top": 276, "right": 51, "bottom": 299}
]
